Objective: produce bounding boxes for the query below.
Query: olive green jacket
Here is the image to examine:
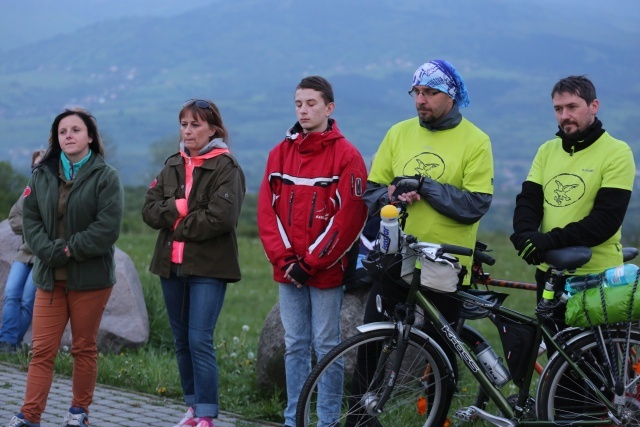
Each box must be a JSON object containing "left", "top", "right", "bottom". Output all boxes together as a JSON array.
[
  {"left": 22, "top": 154, "right": 124, "bottom": 291},
  {"left": 142, "top": 151, "right": 245, "bottom": 281}
]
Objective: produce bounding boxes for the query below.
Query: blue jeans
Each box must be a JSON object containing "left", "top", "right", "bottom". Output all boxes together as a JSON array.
[
  {"left": 0, "top": 261, "right": 36, "bottom": 345},
  {"left": 161, "top": 273, "right": 227, "bottom": 418},
  {"left": 279, "top": 283, "right": 343, "bottom": 427}
]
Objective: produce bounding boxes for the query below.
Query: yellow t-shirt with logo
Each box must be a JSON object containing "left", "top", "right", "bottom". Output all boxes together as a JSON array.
[
  {"left": 527, "top": 132, "right": 635, "bottom": 274},
  {"left": 369, "top": 117, "right": 494, "bottom": 272}
]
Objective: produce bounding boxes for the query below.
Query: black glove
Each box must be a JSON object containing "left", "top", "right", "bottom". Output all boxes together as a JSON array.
[
  {"left": 390, "top": 176, "right": 425, "bottom": 200},
  {"left": 518, "top": 240, "right": 544, "bottom": 265},
  {"left": 288, "top": 261, "right": 312, "bottom": 285},
  {"left": 516, "top": 232, "right": 553, "bottom": 265},
  {"left": 509, "top": 231, "right": 534, "bottom": 252}
]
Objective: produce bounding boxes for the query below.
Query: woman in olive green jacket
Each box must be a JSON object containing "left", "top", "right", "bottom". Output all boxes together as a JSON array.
[
  {"left": 142, "top": 99, "right": 245, "bottom": 427},
  {"left": 8, "top": 108, "right": 124, "bottom": 427}
]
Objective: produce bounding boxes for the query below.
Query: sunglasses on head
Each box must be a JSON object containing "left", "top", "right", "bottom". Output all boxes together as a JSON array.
[{"left": 183, "top": 99, "right": 213, "bottom": 110}]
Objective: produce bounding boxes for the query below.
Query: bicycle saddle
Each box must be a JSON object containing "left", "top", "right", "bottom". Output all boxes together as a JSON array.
[
  {"left": 544, "top": 246, "right": 592, "bottom": 271},
  {"left": 623, "top": 247, "right": 639, "bottom": 262}
]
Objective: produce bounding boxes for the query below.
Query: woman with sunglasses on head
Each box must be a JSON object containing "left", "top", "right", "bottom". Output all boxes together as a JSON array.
[
  {"left": 142, "top": 99, "right": 246, "bottom": 427},
  {"left": 7, "top": 108, "right": 124, "bottom": 427}
]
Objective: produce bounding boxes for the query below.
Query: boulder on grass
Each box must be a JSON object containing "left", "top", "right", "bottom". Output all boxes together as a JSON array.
[{"left": 255, "top": 287, "right": 370, "bottom": 393}]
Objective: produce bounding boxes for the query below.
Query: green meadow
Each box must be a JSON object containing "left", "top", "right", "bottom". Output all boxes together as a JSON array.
[{"left": 0, "top": 187, "right": 575, "bottom": 424}]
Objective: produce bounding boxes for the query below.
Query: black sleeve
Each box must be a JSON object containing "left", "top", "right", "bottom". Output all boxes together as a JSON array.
[
  {"left": 363, "top": 180, "right": 389, "bottom": 216},
  {"left": 417, "top": 179, "right": 492, "bottom": 224},
  {"left": 546, "top": 187, "right": 631, "bottom": 248},
  {"left": 512, "top": 181, "right": 544, "bottom": 234}
]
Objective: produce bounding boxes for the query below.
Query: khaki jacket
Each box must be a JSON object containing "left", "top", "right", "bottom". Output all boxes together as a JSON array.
[{"left": 142, "top": 151, "right": 245, "bottom": 281}]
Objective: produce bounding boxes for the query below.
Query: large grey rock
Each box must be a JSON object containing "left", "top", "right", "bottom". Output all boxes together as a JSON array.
[
  {"left": 256, "top": 288, "right": 370, "bottom": 393},
  {"left": 0, "top": 220, "right": 149, "bottom": 353},
  {"left": 0, "top": 220, "right": 21, "bottom": 287}
]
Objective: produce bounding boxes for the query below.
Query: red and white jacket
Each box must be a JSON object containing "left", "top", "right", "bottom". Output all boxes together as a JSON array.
[{"left": 257, "top": 119, "right": 368, "bottom": 289}]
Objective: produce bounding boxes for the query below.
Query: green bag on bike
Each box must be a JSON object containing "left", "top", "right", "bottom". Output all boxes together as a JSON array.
[{"left": 565, "top": 281, "right": 640, "bottom": 328}]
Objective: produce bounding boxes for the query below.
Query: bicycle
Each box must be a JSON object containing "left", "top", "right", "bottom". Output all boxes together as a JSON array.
[
  {"left": 296, "top": 205, "right": 640, "bottom": 426},
  {"left": 459, "top": 243, "right": 640, "bottom": 416}
]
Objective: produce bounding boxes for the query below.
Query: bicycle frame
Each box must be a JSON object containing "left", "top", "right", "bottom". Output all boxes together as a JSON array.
[{"left": 403, "top": 267, "right": 619, "bottom": 426}]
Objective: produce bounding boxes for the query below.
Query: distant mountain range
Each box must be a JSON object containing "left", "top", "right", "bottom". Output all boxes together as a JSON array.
[{"left": 0, "top": 0, "right": 638, "bottom": 232}]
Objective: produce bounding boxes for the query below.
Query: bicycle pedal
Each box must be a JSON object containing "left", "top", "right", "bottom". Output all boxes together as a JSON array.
[{"left": 454, "top": 406, "right": 477, "bottom": 421}]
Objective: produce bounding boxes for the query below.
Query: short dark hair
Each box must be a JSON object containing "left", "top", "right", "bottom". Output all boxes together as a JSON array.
[
  {"left": 43, "top": 108, "right": 104, "bottom": 164},
  {"left": 551, "top": 75, "right": 597, "bottom": 105},
  {"left": 297, "top": 76, "right": 334, "bottom": 105}
]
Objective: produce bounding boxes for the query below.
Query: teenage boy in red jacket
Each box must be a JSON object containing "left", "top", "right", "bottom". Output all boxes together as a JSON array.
[{"left": 257, "top": 76, "right": 368, "bottom": 427}]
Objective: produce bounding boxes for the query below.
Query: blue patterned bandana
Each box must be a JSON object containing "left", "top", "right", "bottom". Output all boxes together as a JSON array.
[{"left": 412, "top": 59, "right": 470, "bottom": 108}]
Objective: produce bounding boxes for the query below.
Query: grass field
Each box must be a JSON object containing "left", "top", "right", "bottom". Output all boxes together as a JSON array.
[{"left": 0, "top": 221, "right": 541, "bottom": 423}]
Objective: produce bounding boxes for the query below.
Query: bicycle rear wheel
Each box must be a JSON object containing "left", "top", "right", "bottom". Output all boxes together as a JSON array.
[
  {"left": 295, "top": 327, "right": 454, "bottom": 427},
  {"left": 537, "top": 327, "right": 640, "bottom": 424}
]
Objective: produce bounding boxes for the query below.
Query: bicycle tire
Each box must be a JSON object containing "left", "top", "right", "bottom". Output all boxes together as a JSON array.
[
  {"left": 537, "top": 327, "right": 640, "bottom": 424},
  {"left": 295, "top": 327, "right": 454, "bottom": 427}
]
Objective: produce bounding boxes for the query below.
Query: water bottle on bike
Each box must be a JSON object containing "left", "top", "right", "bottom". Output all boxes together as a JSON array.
[{"left": 379, "top": 204, "right": 400, "bottom": 254}]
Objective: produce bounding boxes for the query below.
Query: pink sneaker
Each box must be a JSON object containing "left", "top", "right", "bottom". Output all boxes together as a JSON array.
[
  {"left": 195, "top": 417, "right": 214, "bottom": 427},
  {"left": 173, "top": 408, "right": 197, "bottom": 427}
]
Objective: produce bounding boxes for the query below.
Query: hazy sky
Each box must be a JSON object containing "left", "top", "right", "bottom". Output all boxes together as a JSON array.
[
  {"left": 2, "top": 0, "right": 638, "bottom": 53},
  {"left": 0, "top": 0, "right": 219, "bottom": 52}
]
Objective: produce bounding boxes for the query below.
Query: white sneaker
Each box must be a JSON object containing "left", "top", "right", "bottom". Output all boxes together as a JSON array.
[
  {"left": 7, "top": 414, "right": 40, "bottom": 427},
  {"left": 195, "top": 417, "right": 214, "bottom": 427},
  {"left": 61, "top": 410, "right": 88, "bottom": 427},
  {"left": 173, "top": 408, "right": 198, "bottom": 427}
]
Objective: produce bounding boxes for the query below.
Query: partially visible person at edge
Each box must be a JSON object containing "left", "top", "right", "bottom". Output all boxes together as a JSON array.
[
  {"left": 354, "top": 59, "right": 494, "bottom": 426},
  {"left": 511, "top": 75, "right": 635, "bottom": 334},
  {"left": 257, "top": 76, "right": 368, "bottom": 427},
  {"left": 142, "top": 99, "right": 245, "bottom": 427},
  {"left": 0, "top": 149, "right": 45, "bottom": 354},
  {"left": 7, "top": 108, "right": 124, "bottom": 427}
]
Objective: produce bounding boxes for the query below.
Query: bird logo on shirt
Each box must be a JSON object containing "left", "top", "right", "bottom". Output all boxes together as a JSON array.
[
  {"left": 553, "top": 180, "right": 579, "bottom": 205},
  {"left": 544, "top": 174, "right": 585, "bottom": 207},
  {"left": 403, "top": 152, "right": 445, "bottom": 181},
  {"left": 414, "top": 159, "right": 440, "bottom": 178}
]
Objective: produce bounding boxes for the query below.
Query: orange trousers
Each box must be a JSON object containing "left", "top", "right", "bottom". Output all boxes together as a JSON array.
[{"left": 21, "top": 281, "right": 112, "bottom": 423}]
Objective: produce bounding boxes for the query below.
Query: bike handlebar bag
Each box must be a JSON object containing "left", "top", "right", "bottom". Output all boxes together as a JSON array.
[{"left": 419, "top": 255, "right": 461, "bottom": 293}]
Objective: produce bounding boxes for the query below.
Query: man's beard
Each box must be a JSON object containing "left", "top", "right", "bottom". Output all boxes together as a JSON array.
[
  {"left": 418, "top": 109, "right": 434, "bottom": 123},
  {"left": 561, "top": 121, "right": 580, "bottom": 136}
]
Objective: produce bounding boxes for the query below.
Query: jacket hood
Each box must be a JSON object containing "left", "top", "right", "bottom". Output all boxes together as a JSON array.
[
  {"left": 180, "top": 138, "right": 229, "bottom": 157},
  {"left": 284, "top": 119, "right": 343, "bottom": 153},
  {"left": 285, "top": 118, "right": 339, "bottom": 139}
]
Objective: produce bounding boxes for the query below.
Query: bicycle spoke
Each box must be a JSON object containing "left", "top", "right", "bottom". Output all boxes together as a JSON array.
[{"left": 297, "top": 329, "right": 453, "bottom": 427}]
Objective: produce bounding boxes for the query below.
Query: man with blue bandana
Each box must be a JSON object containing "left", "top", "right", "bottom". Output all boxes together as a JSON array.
[{"left": 349, "top": 59, "right": 494, "bottom": 426}]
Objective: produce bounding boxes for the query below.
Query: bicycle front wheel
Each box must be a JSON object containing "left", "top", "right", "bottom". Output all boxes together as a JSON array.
[
  {"left": 295, "top": 327, "right": 454, "bottom": 427},
  {"left": 537, "top": 327, "right": 640, "bottom": 424}
]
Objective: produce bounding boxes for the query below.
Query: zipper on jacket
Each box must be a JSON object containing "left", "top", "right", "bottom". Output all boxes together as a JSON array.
[
  {"left": 308, "top": 192, "right": 317, "bottom": 228},
  {"left": 318, "top": 231, "right": 338, "bottom": 258},
  {"left": 288, "top": 191, "right": 294, "bottom": 226}
]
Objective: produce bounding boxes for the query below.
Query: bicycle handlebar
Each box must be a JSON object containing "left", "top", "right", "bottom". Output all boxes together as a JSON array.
[
  {"left": 442, "top": 244, "right": 474, "bottom": 257},
  {"left": 473, "top": 250, "right": 496, "bottom": 266},
  {"left": 407, "top": 239, "right": 473, "bottom": 262}
]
